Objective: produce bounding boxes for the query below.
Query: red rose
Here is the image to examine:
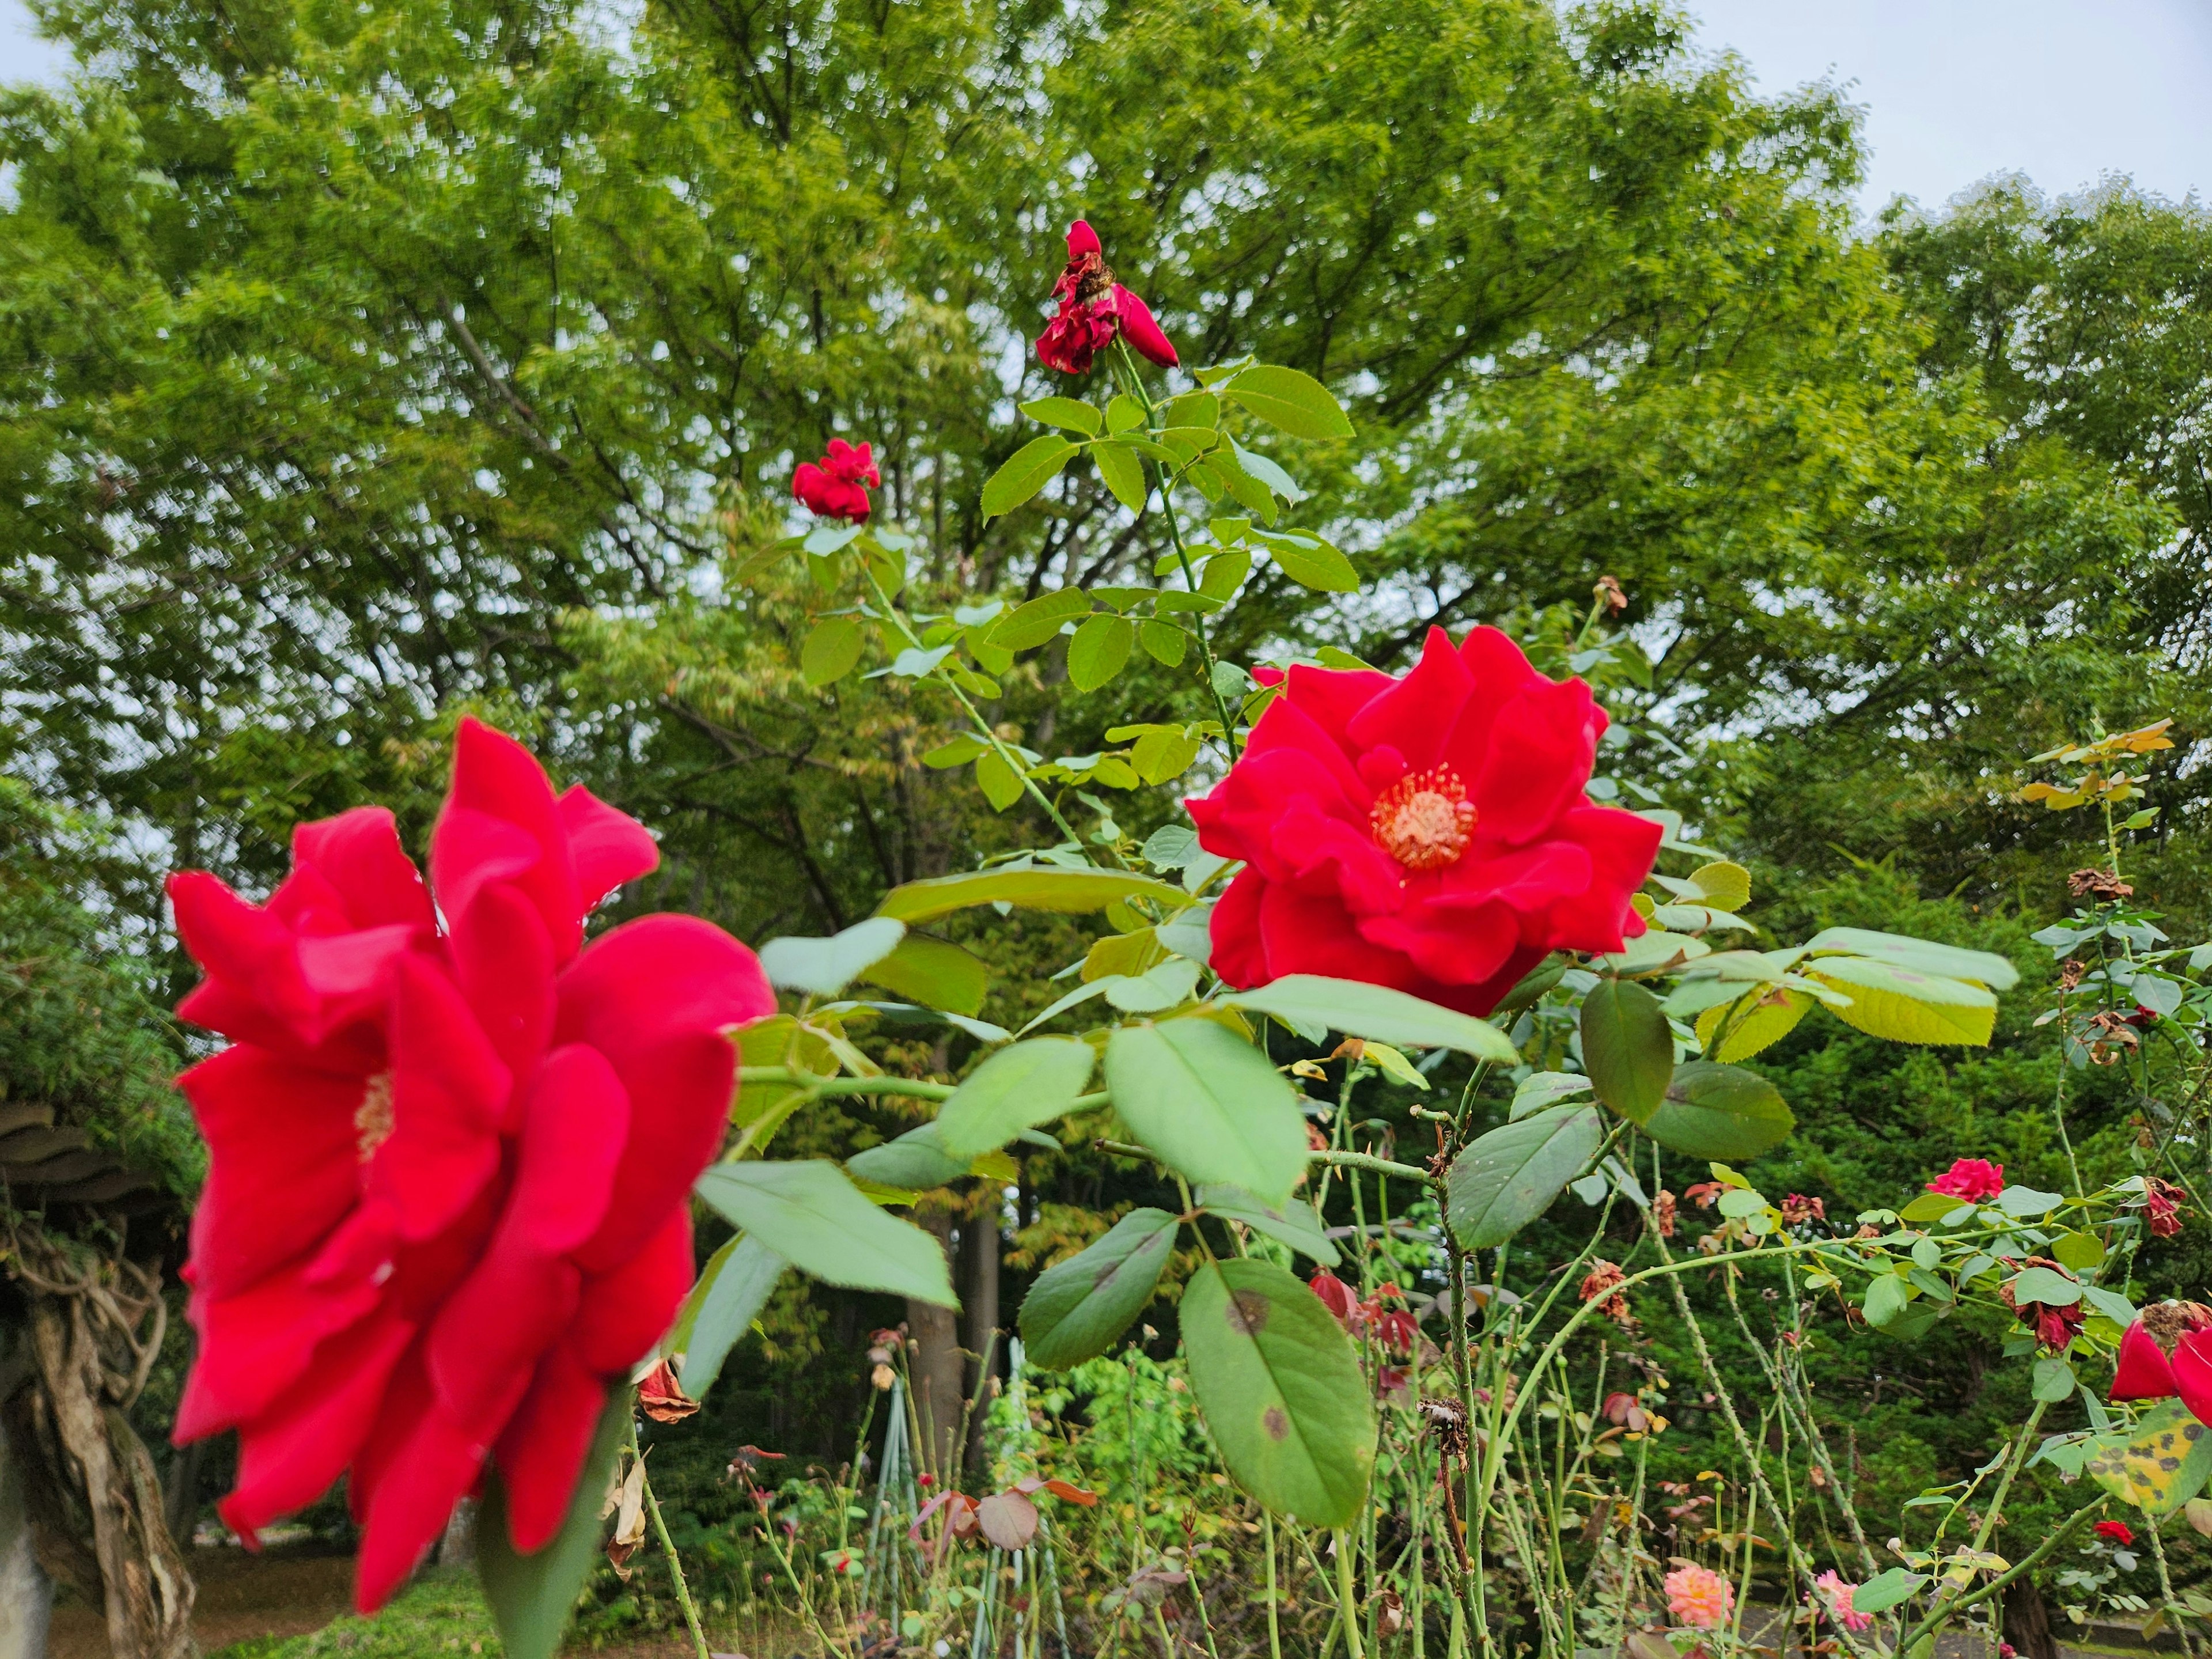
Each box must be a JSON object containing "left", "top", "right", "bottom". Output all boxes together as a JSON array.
[
  {"left": 1925, "top": 1157, "right": 2005, "bottom": 1203},
  {"left": 1036, "top": 220, "right": 1178, "bottom": 375},
  {"left": 169, "top": 718, "right": 773, "bottom": 1611},
  {"left": 2109, "top": 1304, "right": 2212, "bottom": 1425},
  {"left": 2095, "top": 1520, "right": 2135, "bottom": 1546},
  {"left": 793, "top": 438, "right": 879, "bottom": 521},
  {"left": 1187, "top": 627, "right": 1663, "bottom": 1016}
]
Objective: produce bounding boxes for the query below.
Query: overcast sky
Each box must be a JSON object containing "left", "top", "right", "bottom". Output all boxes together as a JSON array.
[{"left": 2, "top": 0, "right": 2206, "bottom": 218}]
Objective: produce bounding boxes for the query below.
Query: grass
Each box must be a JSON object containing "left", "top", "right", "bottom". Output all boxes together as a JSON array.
[{"left": 204, "top": 1573, "right": 501, "bottom": 1659}]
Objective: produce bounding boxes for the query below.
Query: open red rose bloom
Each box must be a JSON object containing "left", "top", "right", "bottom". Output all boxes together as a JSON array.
[
  {"left": 1188, "top": 626, "right": 1664, "bottom": 1016},
  {"left": 793, "top": 437, "right": 879, "bottom": 521},
  {"left": 168, "top": 719, "right": 772, "bottom": 1609},
  {"left": 2109, "top": 1301, "right": 2212, "bottom": 1422},
  {"left": 1036, "top": 219, "right": 1178, "bottom": 375}
]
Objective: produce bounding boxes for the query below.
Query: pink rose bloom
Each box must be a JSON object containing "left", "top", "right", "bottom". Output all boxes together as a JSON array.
[
  {"left": 1926, "top": 1157, "right": 2004, "bottom": 1203},
  {"left": 1664, "top": 1563, "right": 1734, "bottom": 1630},
  {"left": 1815, "top": 1569, "right": 1874, "bottom": 1632}
]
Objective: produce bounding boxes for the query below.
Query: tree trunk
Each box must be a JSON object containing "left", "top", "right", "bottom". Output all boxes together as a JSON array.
[
  {"left": 25, "top": 1297, "right": 194, "bottom": 1659},
  {"left": 0, "top": 1380, "right": 54, "bottom": 1659},
  {"left": 2003, "top": 1575, "right": 2061, "bottom": 1659},
  {"left": 904, "top": 1208, "right": 965, "bottom": 1483},
  {"left": 438, "top": 1497, "right": 478, "bottom": 1568},
  {"left": 162, "top": 1439, "right": 204, "bottom": 1547},
  {"left": 960, "top": 1199, "right": 1002, "bottom": 1479}
]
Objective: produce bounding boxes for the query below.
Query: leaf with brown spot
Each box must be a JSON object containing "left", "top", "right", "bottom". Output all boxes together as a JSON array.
[{"left": 1180, "top": 1257, "right": 1374, "bottom": 1528}]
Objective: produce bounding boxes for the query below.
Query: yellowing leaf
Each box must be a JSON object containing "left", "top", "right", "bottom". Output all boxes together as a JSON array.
[
  {"left": 2088, "top": 1402, "right": 2212, "bottom": 1514},
  {"left": 1696, "top": 987, "right": 1810, "bottom": 1062},
  {"left": 1688, "top": 861, "right": 1751, "bottom": 912},
  {"left": 1804, "top": 956, "right": 1998, "bottom": 1046}
]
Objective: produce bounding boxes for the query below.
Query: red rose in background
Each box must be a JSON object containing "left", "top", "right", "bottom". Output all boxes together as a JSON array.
[
  {"left": 2109, "top": 1303, "right": 2212, "bottom": 1422},
  {"left": 793, "top": 438, "right": 879, "bottom": 521},
  {"left": 2095, "top": 1520, "right": 2135, "bottom": 1546},
  {"left": 1187, "top": 627, "right": 1663, "bottom": 1017},
  {"left": 169, "top": 718, "right": 773, "bottom": 1611},
  {"left": 1036, "top": 220, "right": 1178, "bottom": 375},
  {"left": 1926, "top": 1158, "right": 2005, "bottom": 1203}
]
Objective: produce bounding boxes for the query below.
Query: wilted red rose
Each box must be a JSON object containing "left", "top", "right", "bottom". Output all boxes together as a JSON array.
[
  {"left": 1926, "top": 1157, "right": 2004, "bottom": 1203},
  {"left": 1779, "top": 1194, "right": 1825, "bottom": 1226},
  {"left": 1036, "top": 220, "right": 1177, "bottom": 375},
  {"left": 793, "top": 438, "right": 879, "bottom": 521},
  {"left": 169, "top": 718, "right": 773, "bottom": 1611},
  {"left": 2143, "top": 1176, "right": 2188, "bottom": 1238},
  {"left": 1188, "top": 627, "right": 1663, "bottom": 1016}
]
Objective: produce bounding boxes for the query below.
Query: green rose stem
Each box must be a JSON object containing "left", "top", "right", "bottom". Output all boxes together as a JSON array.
[
  {"left": 858, "top": 563, "right": 1096, "bottom": 855},
  {"left": 631, "top": 1416, "right": 713, "bottom": 1659},
  {"left": 1108, "top": 337, "right": 1244, "bottom": 761}
]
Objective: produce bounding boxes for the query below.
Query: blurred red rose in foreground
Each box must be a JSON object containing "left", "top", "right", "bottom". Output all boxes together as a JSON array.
[
  {"left": 793, "top": 438, "right": 879, "bottom": 521},
  {"left": 168, "top": 718, "right": 772, "bottom": 1610},
  {"left": 1187, "top": 627, "right": 1663, "bottom": 1016},
  {"left": 1036, "top": 219, "right": 1177, "bottom": 374}
]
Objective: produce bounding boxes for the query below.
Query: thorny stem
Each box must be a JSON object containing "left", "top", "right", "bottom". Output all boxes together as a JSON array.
[
  {"left": 1334, "top": 1529, "right": 1367, "bottom": 1659},
  {"left": 632, "top": 1417, "right": 714, "bottom": 1659},
  {"left": 861, "top": 565, "right": 1094, "bottom": 853},
  {"left": 1110, "top": 338, "right": 1243, "bottom": 760},
  {"left": 2151, "top": 1520, "right": 2200, "bottom": 1659}
]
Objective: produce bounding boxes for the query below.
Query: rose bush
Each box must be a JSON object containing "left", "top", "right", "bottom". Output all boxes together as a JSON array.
[
  {"left": 168, "top": 718, "right": 771, "bottom": 1608},
  {"left": 1187, "top": 626, "right": 1664, "bottom": 1015}
]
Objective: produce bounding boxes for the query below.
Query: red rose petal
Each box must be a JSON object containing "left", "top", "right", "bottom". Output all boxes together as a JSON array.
[
  {"left": 1345, "top": 628, "right": 1472, "bottom": 771},
  {"left": 373, "top": 956, "right": 510, "bottom": 1240},
  {"left": 291, "top": 806, "right": 435, "bottom": 930},
  {"left": 181, "top": 1046, "right": 363, "bottom": 1301},
  {"left": 1472, "top": 676, "right": 1601, "bottom": 846},
  {"left": 175, "top": 1263, "right": 383, "bottom": 1441},
  {"left": 218, "top": 1309, "right": 414, "bottom": 1539},
  {"left": 557, "top": 783, "right": 659, "bottom": 910},
  {"left": 351, "top": 1358, "right": 486, "bottom": 1613},
  {"left": 2111, "top": 1320, "right": 2179, "bottom": 1400},
  {"left": 450, "top": 884, "right": 556, "bottom": 1094},
  {"left": 494, "top": 1347, "right": 608, "bottom": 1554},
  {"left": 571, "top": 1210, "right": 695, "bottom": 1374}
]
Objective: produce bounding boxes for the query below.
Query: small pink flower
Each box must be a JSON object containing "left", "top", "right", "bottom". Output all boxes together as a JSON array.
[
  {"left": 1664, "top": 1563, "right": 1734, "bottom": 1630},
  {"left": 1814, "top": 1569, "right": 1874, "bottom": 1632},
  {"left": 1926, "top": 1158, "right": 2005, "bottom": 1203}
]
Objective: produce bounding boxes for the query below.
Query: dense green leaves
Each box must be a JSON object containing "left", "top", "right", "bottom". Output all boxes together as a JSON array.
[
  {"left": 1103, "top": 1019, "right": 1308, "bottom": 1203},
  {"left": 696, "top": 1161, "right": 957, "bottom": 1306},
  {"left": 1446, "top": 1104, "right": 1605, "bottom": 1249},
  {"left": 1018, "top": 1207, "right": 1179, "bottom": 1370},
  {"left": 1181, "top": 1257, "right": 1375, "bottom": 1527}
]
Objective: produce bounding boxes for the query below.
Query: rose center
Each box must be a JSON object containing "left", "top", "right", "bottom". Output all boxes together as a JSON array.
[
  {"left": 354, "top": 1071, "right": 395, "bottom": 1162},
  {"left": 1370, "top": 766, "right": 1477, "bottom": 871}
]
